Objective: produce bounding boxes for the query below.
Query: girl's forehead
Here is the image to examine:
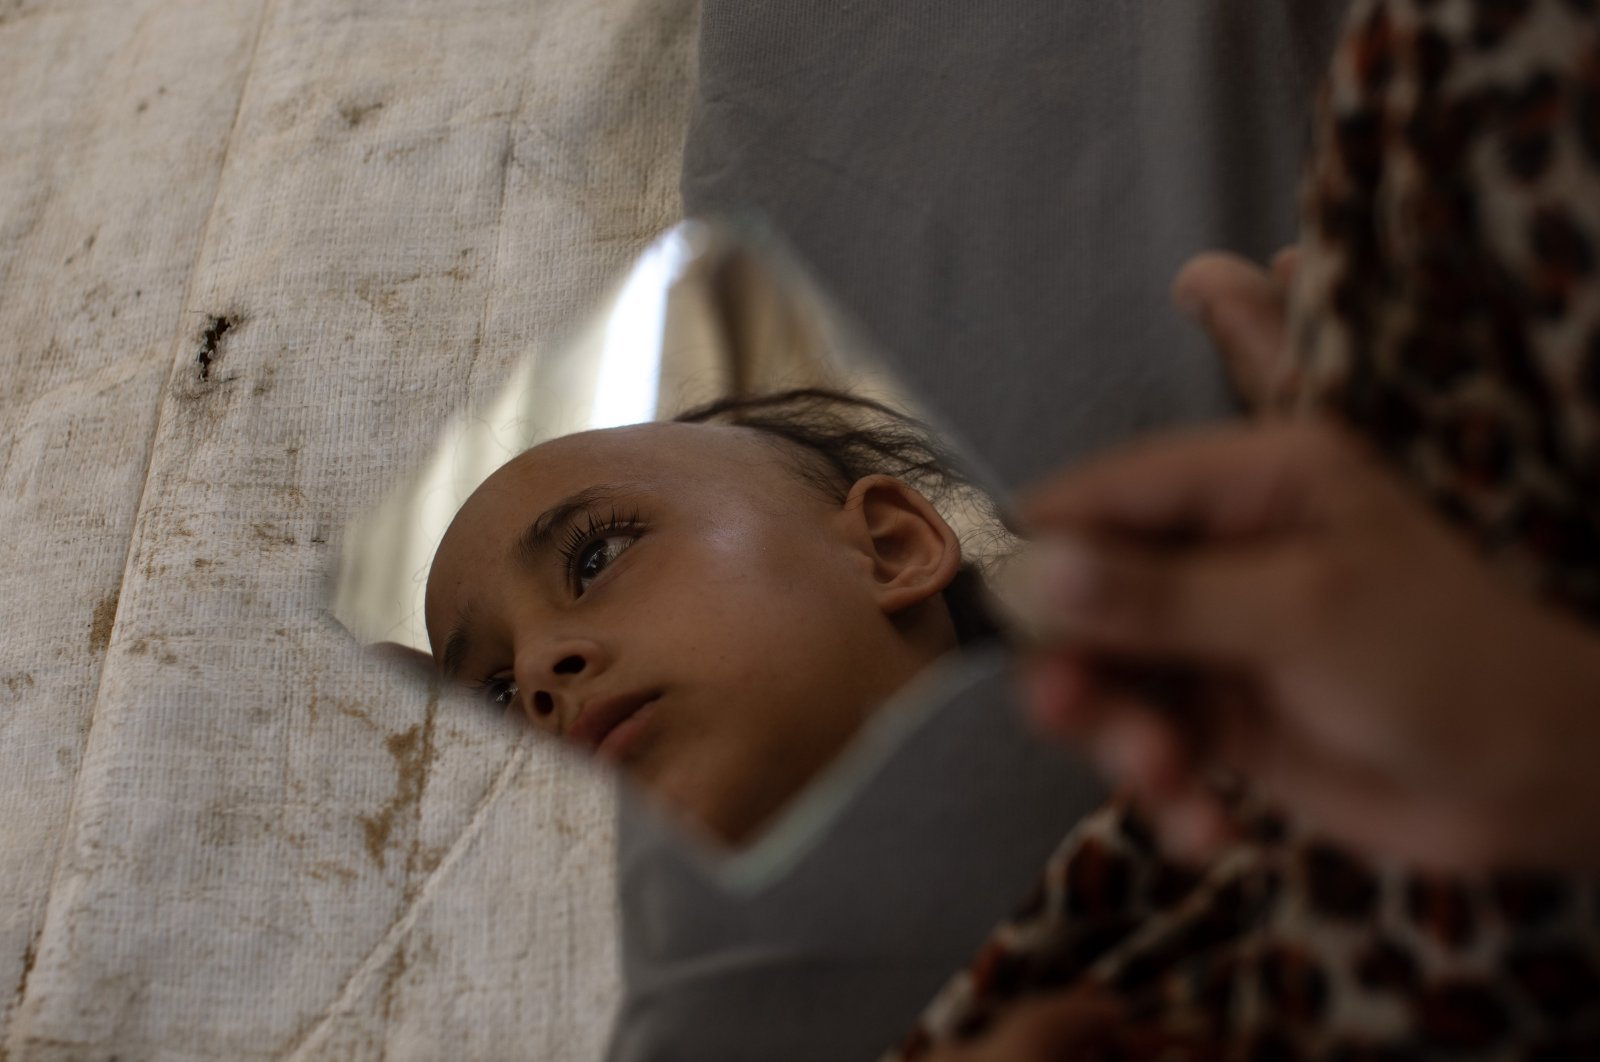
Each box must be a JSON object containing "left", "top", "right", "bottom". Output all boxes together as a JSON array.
[
  {"left": 426, "top": 422, "right": 811, "bottom": 630},
  {"left": 511, "top": 422, "right": 779, "bottom": 489},
  {"left": 460, "top": 423, "right": 788, "bottom": 531}
]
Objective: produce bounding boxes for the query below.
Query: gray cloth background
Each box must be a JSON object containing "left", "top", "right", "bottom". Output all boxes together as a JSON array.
[
  {"left": 684, "top": 2, "right": 1349, "bottom": 485},
  {"left": 610, "top": 4, "right": 1351, "bottom": 1061}
]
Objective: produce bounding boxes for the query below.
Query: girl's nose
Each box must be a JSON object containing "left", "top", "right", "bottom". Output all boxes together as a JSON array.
[
  {"left": 528, "top": 654, "right": 583, "bottom": 719},
  {"left": 513, "top": 641, "right": 601, "bottom": 732}
]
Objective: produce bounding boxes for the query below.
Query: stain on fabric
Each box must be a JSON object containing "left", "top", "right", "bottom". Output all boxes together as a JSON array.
[
  {"left": 124, "top": 636, "right": 174, "bottom": 664},
  {"left": 379, "top": 940, "right": 409, "bottom": 1024},
  {"left": 250, "top": 522, "right": 297, "bottom": 547},
  {"left": 1, "top": 673, "right": 33, "bottom": 694},
  {"left": 339, "top": 100, "right": 384, "bottom": 128},
  {"left": 252, "top": 364, "right": 276, "bottom": 397},
  {"left": 12, "top": 928, "right": 39, "bottom": 1017},
  {"left": 0, "top": 0, "right": 40, "bottom": 27},
  {"left": 88, "top": 591, "right": 119, "bottom": 653},
  {"left": 336, "top": 700, "right": 376, "bottom": 727},
  {"left": 62, "top": 230, "right": 96, "bottom": 267},
  {"left": 358, "top": 688, "right": 438, "bottom": 869},
  {"left": 194, "top": 314, "right": 236, "bottom": 381},
  {"left": 306, "top": 861, "right": 356, "bottom": 885},
  {"left": 354, "top": 272, "right": 418, "bottom": 316}
]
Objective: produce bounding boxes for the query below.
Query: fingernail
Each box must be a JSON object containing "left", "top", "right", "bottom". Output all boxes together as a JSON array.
[{"left": 990, "top": 538, "right": 1101, "bottom": 641}]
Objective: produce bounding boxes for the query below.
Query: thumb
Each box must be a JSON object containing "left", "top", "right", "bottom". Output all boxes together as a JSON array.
[{"left": 1173, "top": 251, "right": 1289, "bottom": 408}]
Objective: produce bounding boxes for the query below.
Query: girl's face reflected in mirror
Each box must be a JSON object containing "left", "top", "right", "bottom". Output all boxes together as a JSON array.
[{"left": 425, "top": 419, "right": 964, "bottom": 846}]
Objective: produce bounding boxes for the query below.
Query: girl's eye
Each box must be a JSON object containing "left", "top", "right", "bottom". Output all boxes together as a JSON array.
[
  {"left": 557, "top": 508, "right": 645, "bottom": 595},
  {"left": 482, "top": 676, "right": 518, "bottom": 712},
  {"left": 573, "top": 534, "right": 637, "bottom": 594}
]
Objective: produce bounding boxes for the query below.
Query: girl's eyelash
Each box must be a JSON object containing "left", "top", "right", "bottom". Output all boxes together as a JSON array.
[
  {"left": 476, "top": 508, "right": 643, "bottom": 703},
  {"left": 469, "top": 508, "right": 643, "bottom": 710},
  {"left": 475, "top": 675, "right": 517, "bottom": 713},
  {"left": 555, "top": 506, "right": 644, "bottom": 587}
]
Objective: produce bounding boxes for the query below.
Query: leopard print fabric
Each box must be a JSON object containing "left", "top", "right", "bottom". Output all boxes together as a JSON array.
[
  {"left": 892, "top": 803, "right": 1599, "bottom": 1059},
  {"left": 887, "top": 2, "right": 1600, "bottom": 1058},
  {"left": 1293, "top": 0, "right": 1600, "bottom": 616}
]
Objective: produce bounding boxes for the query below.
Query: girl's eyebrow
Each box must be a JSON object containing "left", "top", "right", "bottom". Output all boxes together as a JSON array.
[
  {"left": 509, "top": 483, "right": 640, "bottom": 569},
  {"left": 439, "top": 601, "right": 478, "bottom": 678},
  {"left": 441, "top": 483, "right": 645, "bottom": 678}
]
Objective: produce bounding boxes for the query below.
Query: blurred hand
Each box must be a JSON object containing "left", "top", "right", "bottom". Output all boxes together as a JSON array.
[{"left": 1010, "top": 417, "right": 1600, "bottom": 873}]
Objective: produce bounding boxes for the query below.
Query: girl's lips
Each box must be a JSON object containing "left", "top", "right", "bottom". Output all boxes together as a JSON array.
[
  {"left": 594, "top": 699, "right": 658, "bottom": 764},
  {"left": 568, "top": 691, "right": 659, "bottom": 755}
]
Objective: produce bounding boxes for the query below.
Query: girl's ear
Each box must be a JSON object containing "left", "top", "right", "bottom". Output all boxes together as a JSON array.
[{"left": 842, "top": 475, "right": 962, "bottom": 615}]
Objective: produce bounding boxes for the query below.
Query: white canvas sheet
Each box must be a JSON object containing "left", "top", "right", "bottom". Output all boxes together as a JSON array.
[{"left": 0, "top": 0, "right": 694, "bottom": 1056}]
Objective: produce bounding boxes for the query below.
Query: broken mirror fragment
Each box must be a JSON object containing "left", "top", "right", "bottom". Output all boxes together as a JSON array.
[{"left": 332, "top": 219, "right": 1038, "bottom": 868}]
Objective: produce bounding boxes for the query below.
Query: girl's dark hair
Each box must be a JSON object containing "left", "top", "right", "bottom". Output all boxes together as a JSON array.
[{"left": 674, "top": 387, "right": 1007, "bottom": 645}]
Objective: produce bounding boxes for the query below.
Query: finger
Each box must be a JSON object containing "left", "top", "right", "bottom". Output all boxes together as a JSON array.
[
  {"left": 1270, "top": 245, "right": 1302, "bottom": 289},
  {"left": 1013, "top": 533, "right": 1318, "bottom": 662},
  {"left": 1020, "top": 419, "right": 1360, "bottom": 540},
  {"left": 1180, "top": 676, "right": 1510, "bottom": 871},
  {"left": 1230, "top": 729, "right": 1505, "bottom": 872},
  {"left": 1018, "top": 654, "right": 1195, "bottom": 775},
  {"left": 1173, "top": 251, "right": 1289, "bottom": 407},
  {"left": 1023, "top": 651, "right": 1261, "bottom": 809},
  {"left": 1019, "top": 654, "right": 1215, "bottom": 741},
  {"left": 1145, "top": 785, "right": 1239, "bottom": 865},
  {"left": 1090, "top": 700, "right": 1196, "bottom": 799},
  {"left": 1018, "top": 650, "right": 1098, "bottom": 734}
]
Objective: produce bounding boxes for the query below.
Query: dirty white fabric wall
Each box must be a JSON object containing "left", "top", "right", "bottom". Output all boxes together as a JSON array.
[{"left": 0, "top": 0, "right": 694, "bottom": 1057}]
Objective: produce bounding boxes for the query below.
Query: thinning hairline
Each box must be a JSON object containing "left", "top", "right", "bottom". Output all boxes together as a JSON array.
[{"left": 727, "top": 423, "right": 856, "bottom": 502}]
